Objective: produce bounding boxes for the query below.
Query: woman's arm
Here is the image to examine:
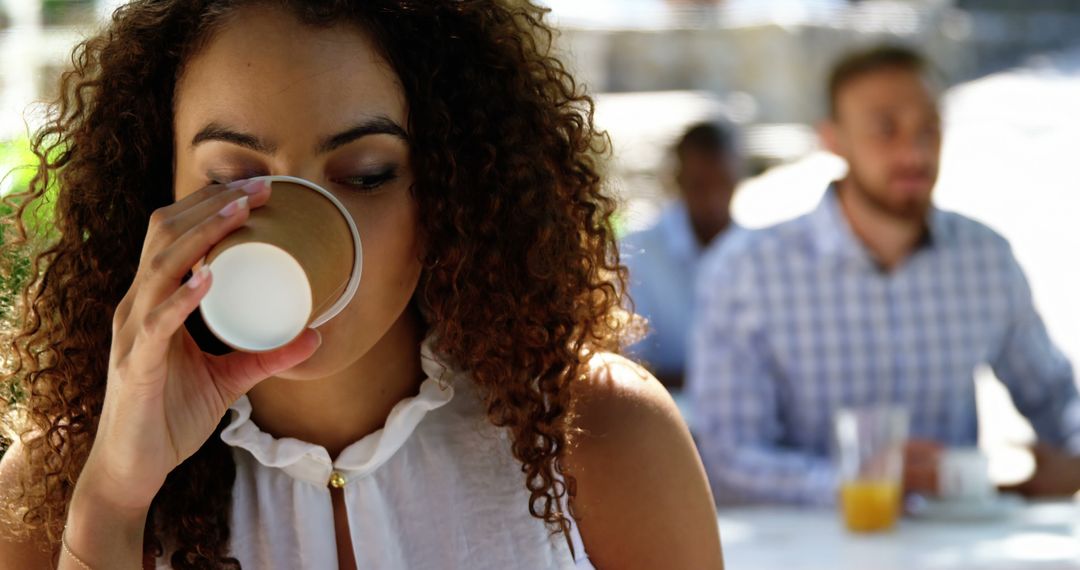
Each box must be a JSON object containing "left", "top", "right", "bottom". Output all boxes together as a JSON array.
[
  {"left": 565, "top": 354, "right": 724, "bottom": 569},
  {"left": 0, "top": 437, "right": 151, "bottom": 570},
  {"left": 60, "top": 454, "right": 151, "bottom": 569}
]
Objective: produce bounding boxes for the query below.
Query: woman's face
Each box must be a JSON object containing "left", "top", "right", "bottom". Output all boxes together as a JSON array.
[{"left": 173, "top": 6, "right": 422, "bottom": 379}]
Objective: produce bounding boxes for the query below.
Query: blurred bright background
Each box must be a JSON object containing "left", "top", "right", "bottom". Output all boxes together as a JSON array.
[
  {"left": 538, "top": 0, "right": 1080, "bottom": 488},
  {"left": 2, "top": 0, "right": 1079, "bottom": 488}
]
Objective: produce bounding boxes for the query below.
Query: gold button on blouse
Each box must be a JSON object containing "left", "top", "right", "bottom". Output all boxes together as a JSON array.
[{"left": 328, "top": 471, "right": 347, "bottom": 489}]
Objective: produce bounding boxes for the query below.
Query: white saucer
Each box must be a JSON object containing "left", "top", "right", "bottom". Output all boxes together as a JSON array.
[{"left": 908, "top": 493, "right": 1024, "bottom": 522}]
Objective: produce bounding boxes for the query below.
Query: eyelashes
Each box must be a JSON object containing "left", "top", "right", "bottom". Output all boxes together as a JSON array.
[
  {"left": 204, "top": 166, "right": 400, "bottom": 193},
  {"left": 334, "top": 167, "right": 399, "bottom": 192}
]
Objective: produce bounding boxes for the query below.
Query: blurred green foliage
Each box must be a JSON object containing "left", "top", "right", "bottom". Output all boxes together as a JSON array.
[
  {"left": 0, "top": 135, "right": 56, "bottom": 409},
  {"left": 1, "top": 136, "right": 41, "bottom": 315},
  {"left": 41, "top": 0, "right": 95, "bottom": 26}
]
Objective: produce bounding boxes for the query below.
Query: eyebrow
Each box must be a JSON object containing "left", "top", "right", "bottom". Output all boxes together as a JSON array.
[
  {"left": 191, "top": 122, "right": 276, "bottom": 153},
  {"left": 190, "top": 116, "right": 408, "bottom": 154},
  {"left": 316, "top": 117, "right": 408, "bottom": 153}
]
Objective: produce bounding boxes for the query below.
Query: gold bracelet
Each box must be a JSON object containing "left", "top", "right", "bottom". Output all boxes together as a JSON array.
[{"left": 61, "top": 526, "right": 94, "bottom": 570}]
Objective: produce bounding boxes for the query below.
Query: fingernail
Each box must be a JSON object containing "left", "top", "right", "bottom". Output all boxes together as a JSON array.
[
  {"left": 226, "top": 178, "right": 251, "bottom": 189},
  {"left": 186, "top": 266, "right": 210, "bottom": 289},
  {"left": 240, "top": 179, "right": 270, "bottom": 194},
  {"left": 218, "top": 196, "right": 248, "bottom": 217},
  {"left": 309, "top": 328, "right": 323, "bottom": 347}
]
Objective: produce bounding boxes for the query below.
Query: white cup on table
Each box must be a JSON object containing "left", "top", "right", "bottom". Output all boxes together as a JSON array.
[{"left": 938, "top": 448, "right": 995, "bottom": 503}]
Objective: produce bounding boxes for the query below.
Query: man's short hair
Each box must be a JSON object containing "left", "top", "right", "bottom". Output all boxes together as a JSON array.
[
  {"left": 827, "top": 44, "right": 930, "bottom": 119},
  {"left": 675, "top": 121, "right": 737, "bottom": 160}
]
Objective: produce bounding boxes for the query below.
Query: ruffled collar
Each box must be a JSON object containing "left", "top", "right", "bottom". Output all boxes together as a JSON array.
[{"left": 220, "top": 338, "right": 458, "bottom": 487}]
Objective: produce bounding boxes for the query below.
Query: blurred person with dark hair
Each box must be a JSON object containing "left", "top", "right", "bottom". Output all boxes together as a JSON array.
[
  {"left": 623, "top": 121, "right": 743, "bottom": 390},
  {"left": 688, "top": 45, "right": 1080, "bottom": 505}
]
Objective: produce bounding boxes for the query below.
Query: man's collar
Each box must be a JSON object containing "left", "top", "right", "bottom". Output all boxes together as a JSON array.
[{"left": 809, "top": 182, "right": 949, "bottom": 262}]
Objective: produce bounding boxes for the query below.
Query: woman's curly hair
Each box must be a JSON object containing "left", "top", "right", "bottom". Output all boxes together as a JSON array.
[{"left": 0, "top": 0, "right": 633, "bottom": 567}]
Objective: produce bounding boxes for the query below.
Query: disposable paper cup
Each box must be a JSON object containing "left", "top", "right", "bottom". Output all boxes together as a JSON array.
[{"left": 198, "top": 176, "right": 362, "bottom": 352}]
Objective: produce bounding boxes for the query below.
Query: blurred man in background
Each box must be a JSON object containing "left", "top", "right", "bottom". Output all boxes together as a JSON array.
[
  {"left": 623, "top": 121, "right": 742, "bottom": 389},
  {"left": 688, "top": 45, "right": 1080, "bottom": 505}
]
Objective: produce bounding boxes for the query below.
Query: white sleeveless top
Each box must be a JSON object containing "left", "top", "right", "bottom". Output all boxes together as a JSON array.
[{"left": 155, "top": 342, "right": 593, "bottom": 569}]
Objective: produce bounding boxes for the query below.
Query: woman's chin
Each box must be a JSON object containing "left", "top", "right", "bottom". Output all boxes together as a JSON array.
[
  {"left": 272, "top": 346, "right": 336, "bottom": 381},
  {"left": 270, "top": 336, "right": 366, "bottom": 381}
]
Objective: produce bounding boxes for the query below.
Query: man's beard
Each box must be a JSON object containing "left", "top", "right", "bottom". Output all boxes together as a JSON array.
[{"left": 848, "top": 168, "right": 932, "bottom": 222}]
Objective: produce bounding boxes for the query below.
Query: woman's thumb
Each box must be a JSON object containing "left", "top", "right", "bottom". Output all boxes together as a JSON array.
[{"left": 207, "top": 328, "right": 323, "bottom": 399}]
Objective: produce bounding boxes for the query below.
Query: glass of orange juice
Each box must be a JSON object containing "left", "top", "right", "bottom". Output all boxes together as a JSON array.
[{"left": 834, "top": 406, "right": 908, "bottom": 533}]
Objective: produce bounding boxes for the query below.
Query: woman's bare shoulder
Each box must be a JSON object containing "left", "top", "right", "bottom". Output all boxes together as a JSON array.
[
  {"left": 0, "top": 437, "right": 55, "bottom": 569},
  {"left": 568, "top": 352, "right": 690, "bottom": 449},
  {"left": 563, "top": 352, "right": 724, "bottom": 569}
]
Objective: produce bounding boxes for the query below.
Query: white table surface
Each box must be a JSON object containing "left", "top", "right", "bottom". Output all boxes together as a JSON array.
[{"left": 717, "top": 499, "right": 1080, "bottom": 569}]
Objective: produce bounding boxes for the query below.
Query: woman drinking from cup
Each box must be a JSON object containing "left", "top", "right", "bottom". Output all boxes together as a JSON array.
[{"left": 0, "top": 1, "right": 722, "bottom": 568}]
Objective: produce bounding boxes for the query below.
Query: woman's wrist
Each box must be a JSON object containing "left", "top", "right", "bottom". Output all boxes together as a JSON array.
[{"left": 63, "top": 458, "right": 151, "bottom": 569}]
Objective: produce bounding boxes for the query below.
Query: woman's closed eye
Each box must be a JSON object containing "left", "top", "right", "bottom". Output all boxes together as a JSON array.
[
  {"left": 205, "top": 169, "right": 267, "bottom": 187},
  {"left": 203, "top": 168, "right": 399, "bottom": 192},
  {"left": 335, "top": 167, "right": 399, "bottom": 192}
]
